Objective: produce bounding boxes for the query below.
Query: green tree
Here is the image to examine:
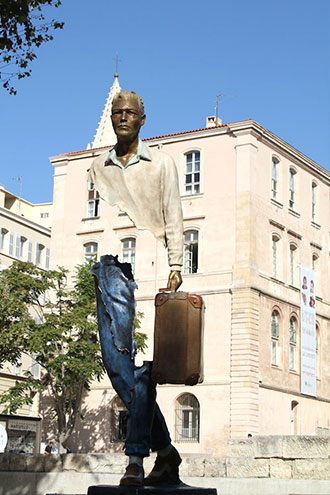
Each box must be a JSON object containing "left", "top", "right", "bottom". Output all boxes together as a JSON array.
[
  {"left": 0, "top": 261, "right": 147, "bottom": 450},
  {"left": 0, "top": 0, "right": 64, "bottom": 94}
]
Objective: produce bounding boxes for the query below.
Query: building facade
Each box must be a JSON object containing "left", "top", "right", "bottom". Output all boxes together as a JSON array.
[
  {"left": 49, "top": 96, "right": 330, "bottom": 456},
  {"left": 0, "top": 185, "right": 52, "bottom": 453}
]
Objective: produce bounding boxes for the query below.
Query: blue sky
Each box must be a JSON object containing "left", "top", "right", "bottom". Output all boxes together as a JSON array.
[{"left": 0, "top": 0, "right": 329, "bottom": 204}]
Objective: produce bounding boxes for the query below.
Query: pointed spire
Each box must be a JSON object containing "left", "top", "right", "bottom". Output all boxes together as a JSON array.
[{"left": 92, "top": 72, "right": 121, "bottom": 149}]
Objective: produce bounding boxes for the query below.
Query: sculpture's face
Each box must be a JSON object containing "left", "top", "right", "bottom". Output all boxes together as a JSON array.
[{"left": 111, "top": 95, "right": 145, "bottom": 142}]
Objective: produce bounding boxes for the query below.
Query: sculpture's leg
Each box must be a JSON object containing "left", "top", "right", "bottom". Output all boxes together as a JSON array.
[
  {"left": 150, "top": 401, "right": 172, "bottom": 452},
  {"left": 128, "top": 361, "right": 171, "bottom": 456},
  {"left": 92, "top": 255, "right": 171, "bottom": 458},
  {"left": 92, "top": 255, "right": 136, "bottom": 406}
]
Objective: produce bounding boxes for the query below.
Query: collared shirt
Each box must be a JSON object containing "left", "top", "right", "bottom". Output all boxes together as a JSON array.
[
  {"left": 105, "top": 139, "right": 152, "bottom": 168},
  {"left": 88, "top": 140, "right": 183, "bottom": 269}
]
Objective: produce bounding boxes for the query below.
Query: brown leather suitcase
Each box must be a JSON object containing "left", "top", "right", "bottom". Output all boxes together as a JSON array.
[{"left": 152, "top": 290, "right": 204, "bottom": 386}]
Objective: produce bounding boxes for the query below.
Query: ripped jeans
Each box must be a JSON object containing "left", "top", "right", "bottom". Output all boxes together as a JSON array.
[{"left": 92, "top": 255, "right": 171, "bottom": 457}]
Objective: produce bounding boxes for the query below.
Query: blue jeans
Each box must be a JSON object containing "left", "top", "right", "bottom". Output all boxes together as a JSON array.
[{"left": 92, "top": 255, "right": 171, "bottom": 457}]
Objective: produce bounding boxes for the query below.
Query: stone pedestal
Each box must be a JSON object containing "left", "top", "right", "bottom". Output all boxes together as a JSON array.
[
  {"left": 47, "top": 487, "right": 217, "bottom": 495},
  {"left": 88, "top": 486, "right": 217, "bottom": 495}
]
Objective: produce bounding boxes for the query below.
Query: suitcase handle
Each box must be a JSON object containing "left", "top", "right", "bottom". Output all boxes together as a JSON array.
[{"left": 159, "top": 283, "right": 176, "bottom": 293}]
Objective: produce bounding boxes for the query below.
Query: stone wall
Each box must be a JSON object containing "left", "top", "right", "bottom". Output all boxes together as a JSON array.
[
  {"left": 1, "top": 436, "right": 330, "bottom": 495},
  {"left": 226, "top": 436, "right": 330, "bottom": 479},
  {"left": 1, "top": 437, "right": 330, "bottom": 480}
]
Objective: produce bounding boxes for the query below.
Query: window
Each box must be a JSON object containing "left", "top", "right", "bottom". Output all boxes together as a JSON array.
[
  {"left": 175, "top": 394, "right": 200, "bottom": 442},
  {"left": 271, "top": 157, "right": 279, "bottom": 200},
  {"left": 31, "top": 354, "right": 39, "bottom": 379},
  {"left": 122, "top": 238, "right": 136, "bottom": 273},
  {"left": 110, "top": 396, "right": 128, "bottom": 442},
  {"left": 184, "top": 231, "right": 198, "bottom": 274},
  {"left": 289, "top": 317, "right": 297, "bottom": 371},
  {"left": 311, "top": 253, "right": 318, "bottom": 295},
  {"left": 15, "top": 235, "right": 26, "bottom": 259},
  {"left": 87, "top": 182, "right": 100, "bottom": 218},
  {"left": 28, "top": 240, "right": 33, "bottom": 262},
  {"left": 84, "top": 242, "right": 98, "bottom": 262},
  {"left": 271, "top": 311, "right": 280, "bottom": 366},
  {"left": 0, "top": 228, "right": 8, "bottom": 252},
  {"left": 290, "top": 401, "right": 299, "bottom": 435},
  {"left": 312, "top": 182, "right": 317, "bottom": 222},
  {"left": 289, "top": 244, "right": 297, "bottom": 286},
  {"left": 289, "top": 168, "right": 296, "bottom": 209},
  {"left": 312, "top": 252, "right": 319, "bottom": 272},
  {"left": 185, "top": 152, "right": 200, "bottom": 195},
  {"left": 12, "top": 358, "right": 22, "bottom": 376},
  {"left": 9, "top": 232, "right": 14, "bottom": 256},
  {"left": 316, "top": 324, "right": 320, "bottom": 378},
  {"left": 15, "top": 235, "right": 21, "bottom": 258},
  {"left": 272, "top": 234, "right": 280, "bottom": 278},
  {"left": 35, "top": 243, "right": 45, "bottom": 266},
  {"left": 45, "top": 248, "right": 50, "bottom": 270}
]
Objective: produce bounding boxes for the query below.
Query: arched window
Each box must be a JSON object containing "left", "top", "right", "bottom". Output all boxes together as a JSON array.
[
  {"left": 184, "top": 230, "right": 198, "bottom": 274},
  {"left": 87, "top": 181, "right": 100, "bottom": 218},
  {"left": 289, "top": 317, "right": 297, "bottom": 371},
  {"left": 175, "top": 394, "right": 200, "bottom": 442},
  {"left": 312, "top": 182, "right": 317, "bottom": 222},
  {"left": 122, "top": 238, "right": 136, "bottom": 273},
  {"left": 110, "top": 396, "right": 128, "bottom": 442},
  {"left": 271, "top": 310, "right": 280, "bottom": 366},
  {"left": 271, "top": 157, "right": 279, "bottom": 200},
  {"left": 272, "top": 234, "right": 280, "bottom": 278},
  {"left": 84, "top": 242, "right": 98, "bottom": 262},
  {"left": 289, "top": 244, "right": 297, "bottom": 286},
  {"left": 289, "top": 168, "right": 296, "bottom": 210},
  {"left": 185, "top": 152, "right": 200, "bottom": 195}
]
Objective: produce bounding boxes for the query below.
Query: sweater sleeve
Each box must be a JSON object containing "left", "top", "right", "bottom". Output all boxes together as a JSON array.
[{"left": 162, "top": 154, "right": 184, "bottom": 269}]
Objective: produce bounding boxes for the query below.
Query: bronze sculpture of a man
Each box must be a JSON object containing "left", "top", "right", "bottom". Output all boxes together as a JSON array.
[{"left": 89, "top": 91, "right": 184, "bottom": 486}]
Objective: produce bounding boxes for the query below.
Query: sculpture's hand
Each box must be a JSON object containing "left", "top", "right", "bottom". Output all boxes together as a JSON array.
[{"left": 167, "top": 270, "right": 182, "bottom": 292}]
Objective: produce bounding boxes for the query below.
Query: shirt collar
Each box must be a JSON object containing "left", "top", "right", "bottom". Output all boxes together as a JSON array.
[{"left": 104, "top": 139, "right": 152, "bottom": 168}]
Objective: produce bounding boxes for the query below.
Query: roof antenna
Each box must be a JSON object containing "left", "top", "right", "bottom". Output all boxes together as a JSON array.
[
  {"left": 12, "top": 176, "right": 23, "bottom": 212},
  {"left": 215, "top": 91, "right": 236, "bottom": 123}
]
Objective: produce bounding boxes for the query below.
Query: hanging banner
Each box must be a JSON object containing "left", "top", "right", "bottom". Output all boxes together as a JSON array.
[{"left": 300, "top": 265, "right": 316, "bottom": 396}]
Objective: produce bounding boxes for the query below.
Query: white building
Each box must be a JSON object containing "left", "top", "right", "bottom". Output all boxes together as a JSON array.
[{"left": 0, "top": 185, "right": 52, "bottom": 454}]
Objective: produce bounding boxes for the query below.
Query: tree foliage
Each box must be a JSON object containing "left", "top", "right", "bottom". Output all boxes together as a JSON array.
[
  {"left": 0, "top": 261, "right": 147, "bottom": 449},
  {"left": 0, "top": 0, "right": 64, "bottom": 94}
]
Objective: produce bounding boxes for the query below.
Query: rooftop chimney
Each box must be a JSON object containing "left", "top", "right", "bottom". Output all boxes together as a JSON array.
[{"left": 206, "top": 116, "right": 222, "bottom": 128}]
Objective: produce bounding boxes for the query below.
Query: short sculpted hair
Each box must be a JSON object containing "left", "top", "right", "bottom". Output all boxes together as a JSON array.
[{"left": 112, "top": 91, "right": 145, "bottom": 116}]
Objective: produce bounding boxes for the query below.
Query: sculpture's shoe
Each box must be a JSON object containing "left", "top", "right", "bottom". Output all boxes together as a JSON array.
[
  {"left": 119, "top": 463, "right": 144, "bottom": 487},
  {"left": 144, "top": 446, "right": 182, "bottom": 486}
]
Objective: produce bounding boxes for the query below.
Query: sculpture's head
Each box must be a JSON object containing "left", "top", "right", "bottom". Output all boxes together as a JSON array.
[{"left": 111, "top": 91, "right": 146, "bottom": 142}]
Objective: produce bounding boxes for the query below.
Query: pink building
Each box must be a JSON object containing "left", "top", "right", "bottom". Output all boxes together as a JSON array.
[{"left": 49, "top": 76, "right": 330, "bottom": 455}]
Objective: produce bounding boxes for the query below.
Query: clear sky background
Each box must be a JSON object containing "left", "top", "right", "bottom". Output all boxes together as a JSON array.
[{"left": 0, "top": 0, "right": 329, "bottom": 204}]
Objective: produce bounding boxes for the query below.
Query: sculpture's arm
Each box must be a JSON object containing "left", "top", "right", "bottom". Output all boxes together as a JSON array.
[{"left": 162, "top": 156, "right": 184, "bottom": 291}]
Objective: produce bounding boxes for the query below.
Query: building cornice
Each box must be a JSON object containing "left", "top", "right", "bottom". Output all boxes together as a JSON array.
[
  {"left": 260, "top": 383, "right": 330, "bottom": 404},
  {"left": 49, "top": 119, "right": 330, "bottom": 183},
  {"left": 0, "top": 207, "right": 51, "bottom": 236}
]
